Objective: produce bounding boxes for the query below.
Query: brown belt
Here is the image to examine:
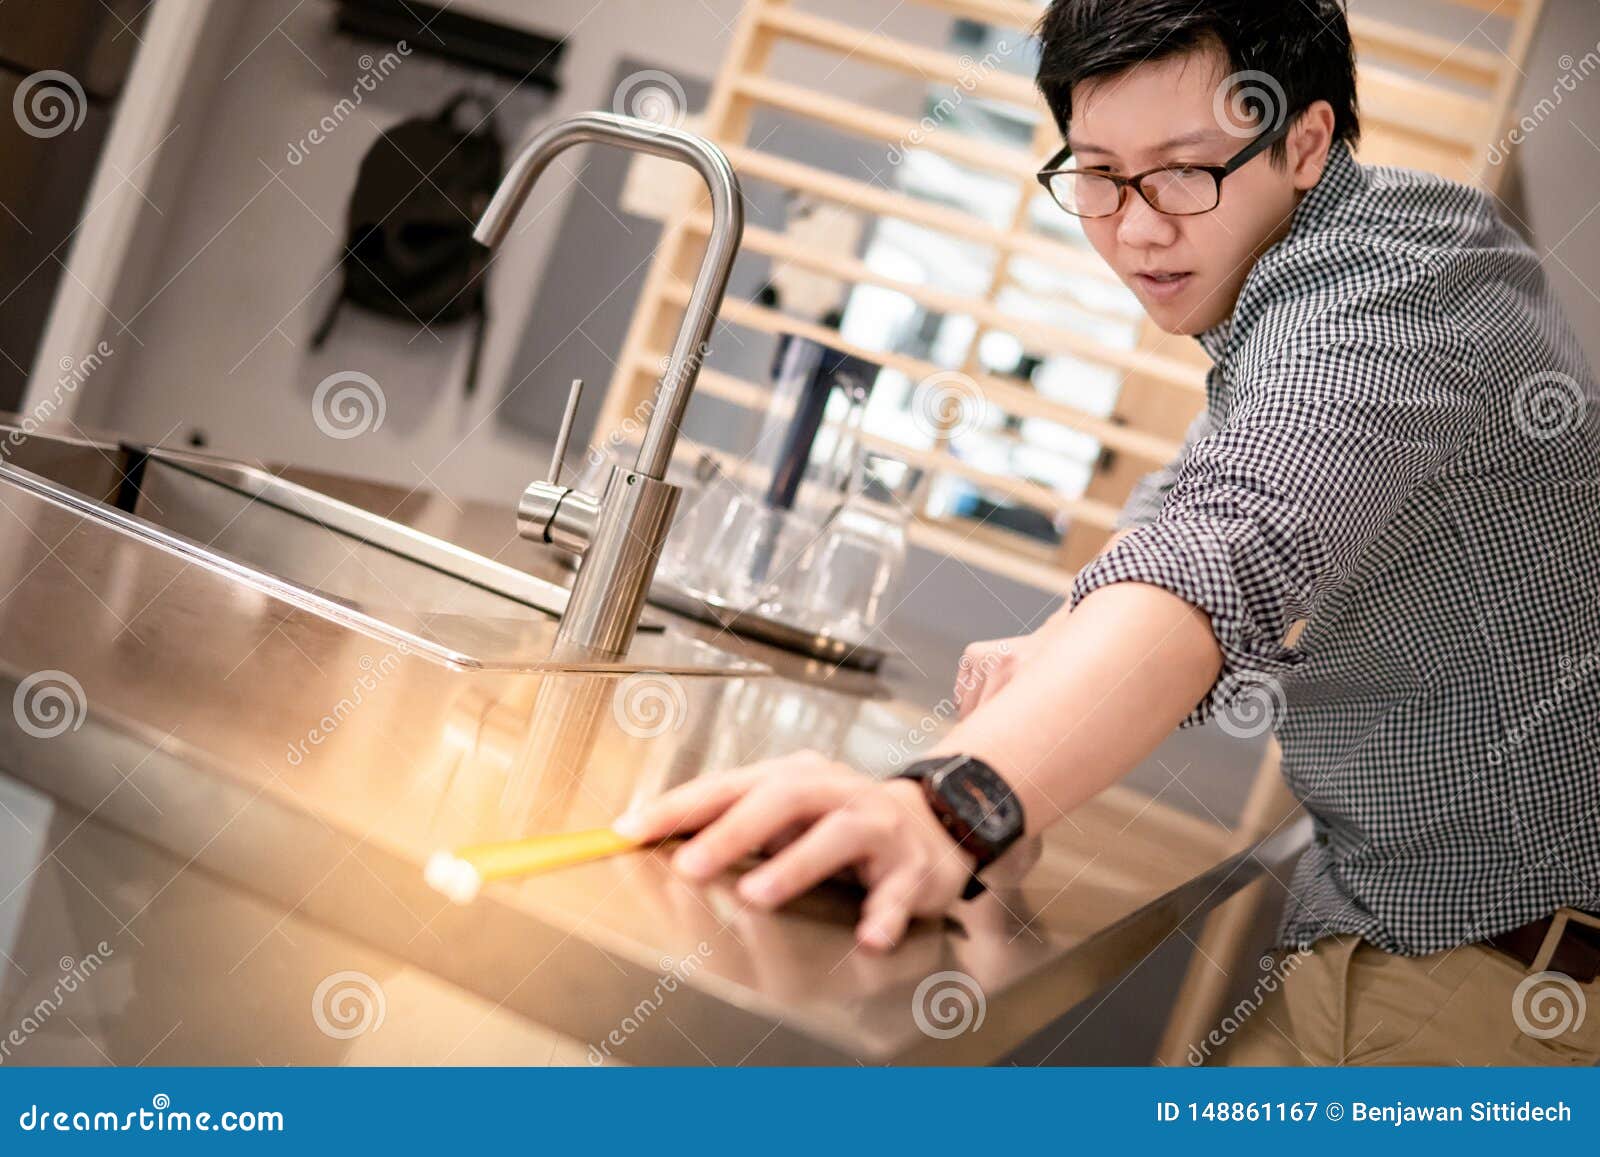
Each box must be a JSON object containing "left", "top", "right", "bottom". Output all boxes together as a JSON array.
[{"left": 1486, "top": 909, "right": 1600, "bottom": 983}]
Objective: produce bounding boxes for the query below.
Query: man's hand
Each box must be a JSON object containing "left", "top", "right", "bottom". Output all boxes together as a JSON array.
[
  {"left": 612, "top": 752, "right": 976, "bottom": 951},
  {"left": 954, "top": 634, "right": 1034, "bottom": 718}
]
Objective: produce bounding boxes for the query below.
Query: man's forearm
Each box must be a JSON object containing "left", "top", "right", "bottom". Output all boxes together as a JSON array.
[
  {"left": 929, "top": 582, "right": 1223, "bottom": 835},
  {"left": 1039, "top": 527, "right": 1134, "bottom": 633}
]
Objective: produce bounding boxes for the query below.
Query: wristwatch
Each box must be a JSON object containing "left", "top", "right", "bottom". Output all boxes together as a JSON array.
[{"left": 895, "top": 755, "right": 1025, "bottom": 899}]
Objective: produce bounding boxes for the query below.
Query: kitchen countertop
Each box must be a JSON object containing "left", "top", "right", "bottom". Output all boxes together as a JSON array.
[{"left": 0, "top": 438, "right": 1303, "bottom": 1065}]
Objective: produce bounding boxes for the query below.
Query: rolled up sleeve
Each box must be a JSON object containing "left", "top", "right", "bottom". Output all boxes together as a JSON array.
[
  {"left": 1115, "top": 407, "right": 1217, "bottom": 531},
  {"left": 1071, "top": 327, "right": 1483, "bottom": 727}
]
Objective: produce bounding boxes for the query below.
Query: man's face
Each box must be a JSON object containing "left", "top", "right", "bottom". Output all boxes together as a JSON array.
[{"left": 1066, "top": 47, "right": 1313, "bottom": 335}]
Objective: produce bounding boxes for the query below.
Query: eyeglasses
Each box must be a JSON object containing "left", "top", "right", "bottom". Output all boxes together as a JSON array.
[{"left": 1035, "top": 121, "right": 1292, "bottom": 218}]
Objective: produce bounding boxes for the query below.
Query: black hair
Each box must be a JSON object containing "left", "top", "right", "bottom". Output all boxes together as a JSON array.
[{"left": 1034, "top": 0, "right": 1360, "bottom": 165}]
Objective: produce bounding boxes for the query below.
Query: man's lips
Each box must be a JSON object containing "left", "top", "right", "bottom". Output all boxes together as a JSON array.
[{"left": 1130, "top": 271, "right": 1194, "bottom": 302}]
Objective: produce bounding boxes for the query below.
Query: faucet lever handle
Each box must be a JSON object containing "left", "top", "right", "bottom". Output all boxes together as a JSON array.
[{"left": 547, "top": 377, "right": 583, "bottom": 486}]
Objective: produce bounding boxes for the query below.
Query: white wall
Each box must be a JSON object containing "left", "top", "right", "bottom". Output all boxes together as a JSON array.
[{"left": 1502, "top": 0, "right": 1600, "bottom": 376}]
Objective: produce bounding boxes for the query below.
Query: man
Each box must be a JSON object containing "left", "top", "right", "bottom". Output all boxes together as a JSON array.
[{"left": 615, "top": 0, "right": 1600, "bottom": 1065}]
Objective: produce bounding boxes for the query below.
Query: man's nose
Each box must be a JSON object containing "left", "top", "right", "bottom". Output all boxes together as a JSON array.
[{"left": 1116, "top": 191, "right": 1178, "bottom": 248}]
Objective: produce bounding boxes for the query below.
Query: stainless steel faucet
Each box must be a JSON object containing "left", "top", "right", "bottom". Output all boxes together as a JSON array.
[{"left": 473, "top": 112, "right": 744, "bottom": 657}]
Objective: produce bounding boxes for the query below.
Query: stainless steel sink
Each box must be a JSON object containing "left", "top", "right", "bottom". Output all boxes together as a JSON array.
[{"left": 0, "top": 426, "right": 765, "bottom": 675}]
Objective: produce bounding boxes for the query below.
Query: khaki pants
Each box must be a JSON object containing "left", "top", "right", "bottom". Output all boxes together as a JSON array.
[{"left": 1211, "top": 921, "right": 1600, "bottom": 1066}]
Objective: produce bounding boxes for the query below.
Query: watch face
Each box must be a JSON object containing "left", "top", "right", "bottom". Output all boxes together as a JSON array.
[{"left": 932, "top": 760, "right": 1023, "bottom": 845}]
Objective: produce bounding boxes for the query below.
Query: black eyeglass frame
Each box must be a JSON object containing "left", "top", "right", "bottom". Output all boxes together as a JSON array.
[{"left": 1035, "top": 120, "right": 1293, "bottom": 218}]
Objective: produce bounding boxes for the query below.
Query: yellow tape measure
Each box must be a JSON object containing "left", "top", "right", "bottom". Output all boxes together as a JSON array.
[{"left": 426, "top": 828, "right": 643, "bottom": 904}]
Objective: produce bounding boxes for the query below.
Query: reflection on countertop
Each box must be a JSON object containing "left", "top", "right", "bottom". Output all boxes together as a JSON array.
[{"left": 0, "top": 777, "right": 595, "bottom": 1066}]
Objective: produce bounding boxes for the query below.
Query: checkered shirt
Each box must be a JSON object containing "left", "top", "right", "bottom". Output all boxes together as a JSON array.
[{"left": 1070, "top": 140, "right": 1600, "bottom": 955}]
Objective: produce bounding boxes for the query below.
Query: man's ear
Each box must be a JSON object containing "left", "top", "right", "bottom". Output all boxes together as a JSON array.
[{"left": 1289, "top": 101, "right": 1336, "bottom": 191}]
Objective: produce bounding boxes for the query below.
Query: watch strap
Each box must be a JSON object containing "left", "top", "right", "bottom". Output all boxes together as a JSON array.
[{"left": 896, "top": 755, "right": 1021, "bottom": 898}]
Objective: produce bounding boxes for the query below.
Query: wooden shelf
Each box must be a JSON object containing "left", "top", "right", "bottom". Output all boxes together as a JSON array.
[
  {"left": 668, "top": 357, "right": 1125, "bottom": 530},
  {"left": 760, "top": 6, "right": 1040, "bottom": 107},
  {"left": 1347, "top": 13, "right": 1502, "bottom": 88},
  {"left": 659, "top": 281, "right": 1184, "bottom": 463},
  {"left": 733, "top": 72, "right": 1039, "bottom": 179},
  {"left": 908, "top": 0, "right": 1043, "bottom": 31}
]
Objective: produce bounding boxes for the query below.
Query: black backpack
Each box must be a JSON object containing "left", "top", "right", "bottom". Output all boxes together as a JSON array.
[{"left": 311, "top": 92, "right": 503, "bottom": 394}]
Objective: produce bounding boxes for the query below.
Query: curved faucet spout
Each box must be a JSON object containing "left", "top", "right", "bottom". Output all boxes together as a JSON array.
[
  {"left": 474, "top": 111, "right": 744, "bottom": 481},
  {"left": 474, "top": 112, "right": 744, "bottom": 657}
]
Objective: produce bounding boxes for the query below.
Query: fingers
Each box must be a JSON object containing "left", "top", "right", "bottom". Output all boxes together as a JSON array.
[
  {"left": 737, "top": 810, "right": 875, "bottom": 908},
  {"left": 758, "top": 819, "right": 812, "bottom": 856},
  {"left": 953, "top": 637, "right": 1023, "bottom": 719},
  {"left": 856, "top": 867, "right": 923, "bottom": 951},
  {"left": 953, "top": 646, "right": 992, "bottom": 718},
  {"left": 956, "top": 676, "right": 986, "bottom": 719},
  {"left": 672, "top": 773, "right": 859, "bottom": 881},
  {"left": 956, "top": 653, "right": 1005, "bottom": 718},
  {"left": 618, "top": 756, "right": 975, "bottom": 956},
  {"left": 739, "top": 780, "right": 970, "bottom": 952},
  {"left": 613, "top": 758, "right": 797, "bottom": 841},
  {"left": 611, "top": 771, "right": 752, "bottom": 843}
]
